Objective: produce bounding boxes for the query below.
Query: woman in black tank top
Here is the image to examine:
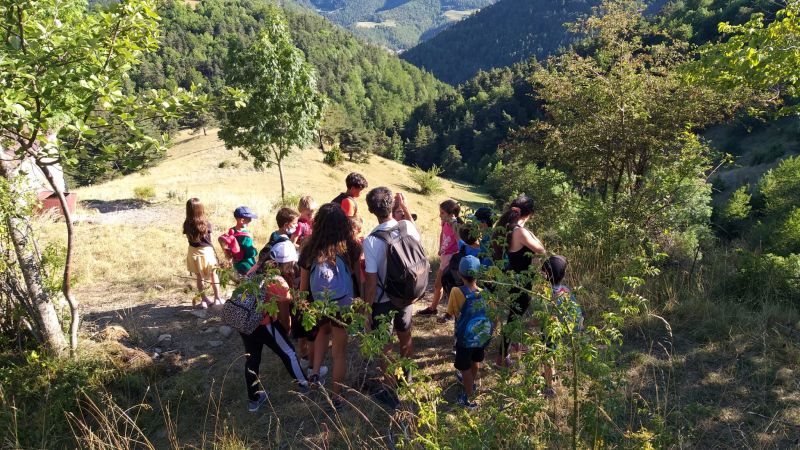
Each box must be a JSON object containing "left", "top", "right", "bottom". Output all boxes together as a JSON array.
[{"left": 491, "top": 196, "right": 546, "bottom": 366}]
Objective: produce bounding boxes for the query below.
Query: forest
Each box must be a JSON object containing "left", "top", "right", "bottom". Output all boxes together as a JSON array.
[{"left": 1, "top": 0, "right": 799, "bottom": 447}]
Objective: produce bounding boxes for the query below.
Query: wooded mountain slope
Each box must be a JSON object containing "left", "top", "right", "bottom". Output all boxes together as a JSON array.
[{"left": 131, "top": 0, "right": 449, "bottom": 132}]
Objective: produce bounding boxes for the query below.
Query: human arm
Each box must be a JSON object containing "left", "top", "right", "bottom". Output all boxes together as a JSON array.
[
  {"left": 395, "top": 192, "right": 414, "bottom": 224},
  {"left": 341, "top": 197, "right": 357, "bottom": 217},
  {"left": 516, "top": 227, "right": 546, "bottom": 255}
]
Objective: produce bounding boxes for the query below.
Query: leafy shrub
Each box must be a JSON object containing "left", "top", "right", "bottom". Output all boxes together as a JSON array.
[
  {"left": 486, "top": 162, "right": 577, "bottom": 234},
  {"left": 217, "top": 160, "right": 240, "bottom": 169},
  {"left": 323, "top": 145, "right": 344, "bottom": 167},
  {"left": 409, "top": 165, "right": 444, "bottom": 195},
  {"left": 723, "top": 251, "right": 800, "bottom": 307},
  {"left": 716, "top": 185, "right": 752, "bottom": 237},
  {"left": 133, "top": 185, "right": 156, "bottom": 201},
  {"left": 759, "top": 155, "right": 800, "bottom": 217}
]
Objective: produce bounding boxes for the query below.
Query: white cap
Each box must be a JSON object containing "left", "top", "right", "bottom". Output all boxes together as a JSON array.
[{"left": 270, "top": 240, "right": 298, "bottom": 263}]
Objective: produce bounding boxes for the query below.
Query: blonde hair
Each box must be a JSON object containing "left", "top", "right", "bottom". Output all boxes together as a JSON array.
[{"left": 298, "top": 195, "right": 317, "bottom": 213}]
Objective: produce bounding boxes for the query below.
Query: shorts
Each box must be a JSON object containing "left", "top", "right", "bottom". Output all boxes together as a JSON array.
[
  {"left": 371, "top": 301, "right": 413, "bottom": 333},
  {"left": 454, "top": 345, "right": 486, "bottom": 371},
  {"left": 186, "top": 246, "right": 217, "bottom": 278},
  {"left": 291, "top": 311, "right": 314, "bottom": 340},
  {"left": 438, "top": 253, "right": 454, "bottom": 274}
]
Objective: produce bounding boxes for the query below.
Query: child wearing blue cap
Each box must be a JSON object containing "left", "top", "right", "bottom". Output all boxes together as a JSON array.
[
  {"left": 446, "top": 255, "right": 493, "bottom": 409},
  {"left": 227, "top": 206, "right": 259, "bottom": 275}
]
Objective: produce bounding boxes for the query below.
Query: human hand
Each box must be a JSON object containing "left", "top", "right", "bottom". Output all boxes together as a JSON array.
[{"left": 395, "top": 192, "right": 406, "bottom": 207}]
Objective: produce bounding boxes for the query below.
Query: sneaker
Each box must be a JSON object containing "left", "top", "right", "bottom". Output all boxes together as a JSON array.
[
  {"left": 415, "top": 307, "right": 437, "bottom": 316},
  {"left": 297, "top": 381, "right": 310, "bottom": 394},
  {"left": 308, "top": 365, "right": 328, "bottom": 380},
  {"left": 374, "top": 389, "right": 400, "bottom": 410},
  {"left": 436, "top": 313, "right": 453, "bottom": 324},
  {"left": 456, "top": 393, "right": 477, "bottom": 410},
  {"left": 247, "top": 391, "right": 268, "bottom": 412},
  {"left": 332, "top": 395, "right": 345, "bottom": 411},
  {"left": 542, "top": 387, "right": 556, "bottom": 399}
]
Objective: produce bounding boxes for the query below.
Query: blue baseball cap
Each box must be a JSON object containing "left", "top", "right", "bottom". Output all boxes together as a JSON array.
[
  {"left": 233, "top": 206, "right": 258, "bottom": 219},
  {"left": 459, "top": 255, "right": 481, "bottom": 278}
]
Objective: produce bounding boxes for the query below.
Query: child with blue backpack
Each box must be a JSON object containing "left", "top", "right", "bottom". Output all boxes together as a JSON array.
[
  {"left": 446, "top": 255, "right": 493, "bottom": 409},
  {"left": 298, "top": 203, "right": 362, "bottom": 409}
]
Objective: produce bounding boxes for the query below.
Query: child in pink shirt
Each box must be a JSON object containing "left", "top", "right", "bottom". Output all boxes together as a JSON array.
[{"left": 418, "top": 199, "right": 463, "bottom": 316}]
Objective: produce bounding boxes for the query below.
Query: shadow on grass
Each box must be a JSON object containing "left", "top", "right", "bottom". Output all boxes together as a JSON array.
[{"left": 81, "top": 198, "right": 150, "bottom": 213}]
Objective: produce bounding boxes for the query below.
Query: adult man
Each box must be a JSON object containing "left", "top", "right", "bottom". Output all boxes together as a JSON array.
[{"left": 363, "top": 187, "right": 421, "bottom": 408}]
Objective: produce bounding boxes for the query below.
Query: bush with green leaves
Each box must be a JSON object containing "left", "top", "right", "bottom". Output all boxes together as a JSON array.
[
  {"left": 133, "top": 186, "right": 156, "bottom": 202},
  {"left": 409, "top": 165, "right": 444, "bottom": 195},
  {"left": 323, "top": 145, "right": 345, "bottom": 167}
]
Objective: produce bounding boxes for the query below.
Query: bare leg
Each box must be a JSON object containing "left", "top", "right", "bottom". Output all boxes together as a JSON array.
[
  {"left": 429, "top": 269, "right": 444, "bottom": 310},
  {"left": 210, "top": 271, "right": 222, "bottom": 303},
  {"left": 331, "top": 327, "right": 348, "bottom": 396},
  {"left": 312, "top": 323, "right": 330, "bottom": 378},
  {"left": 462, "top": 368, "right": 475, "bottom": 397},
  {"left": 196, "top": 274, "right": 211, "bottom": 307}
]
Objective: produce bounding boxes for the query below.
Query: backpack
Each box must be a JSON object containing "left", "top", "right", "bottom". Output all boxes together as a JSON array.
[
  {"left": 332, "top": 192, "right": 357, "bottom": 216},
  {"left": 310, "top": 255, "right": 355, "bottom": 307},
  {"left": 254, "top": 232, "right": 290, "bottom": 269},
  {"left": 218, "top": 228, "right": 251, "bottom": 262},
  {"left": 370, "top": 221, "right": 430, "bottom": 308},
  {"left": 455, "top": 286, "right": 493, "bottom": 348},
  {"left": 442, "top": 245, "right": 468, "bottom": 295},
  {"left": 221, "top": 284, "right": 264, "bottom": 335}
]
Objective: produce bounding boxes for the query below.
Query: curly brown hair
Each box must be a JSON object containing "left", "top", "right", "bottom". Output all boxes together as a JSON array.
[
  {"left": 183, "top": 198, "right": 209, "bottom": 243},
  {"left": 298, "top": 203, "right": 362, "bottom": 270}
]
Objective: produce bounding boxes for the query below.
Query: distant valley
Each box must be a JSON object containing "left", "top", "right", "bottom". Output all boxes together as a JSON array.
[{"left": 288, "top": 0, "right": 493, "bottom": 50}]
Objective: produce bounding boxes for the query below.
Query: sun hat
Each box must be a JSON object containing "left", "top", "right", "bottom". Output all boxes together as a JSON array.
[{"left": 270, "top": 240, "right": 298, "bottom": 263}]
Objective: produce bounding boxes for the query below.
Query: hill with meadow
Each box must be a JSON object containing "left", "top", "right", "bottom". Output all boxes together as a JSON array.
[
  {"left": 287, "top": 0, "right": 495, "bottom": 50},
  {"left": 1, "top": 0, "right": 800, "bottom": 448}
]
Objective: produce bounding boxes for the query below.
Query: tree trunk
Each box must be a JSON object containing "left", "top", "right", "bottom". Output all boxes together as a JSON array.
[
  {"left": 0, "top": 160, "right": 67, "bottom": 355},
  {"left": 277, "top": 158, "right": 286, "bottom": 203},
  {"left": 39, "top": 165, "right": 80, "bottom": 355}
]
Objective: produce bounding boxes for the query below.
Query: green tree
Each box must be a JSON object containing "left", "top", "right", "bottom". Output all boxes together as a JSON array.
[
  {"left": 691, "top": 0, "right": 800, "bottom": 114},
  {"left": 0, "top": 0, "right": 201, "bottom": 355},
  {"left": 217, "top": 7, "right": 324, "bottom": 202},
  {"left": 338, "top": 128, "right": 371, "bottom": 163}
]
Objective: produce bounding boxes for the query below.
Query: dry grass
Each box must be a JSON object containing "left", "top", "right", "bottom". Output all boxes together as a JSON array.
[{"left": 39, "top": 129, "right": 487, "bottom": 292}]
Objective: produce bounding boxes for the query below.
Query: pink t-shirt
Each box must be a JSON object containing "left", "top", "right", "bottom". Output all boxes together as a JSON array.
[
  {"left": 439, "top": 220, "right": 459, "bottom": 256},
  {"left": 292, "top": 217, "right": 312, "bottom": 243}
]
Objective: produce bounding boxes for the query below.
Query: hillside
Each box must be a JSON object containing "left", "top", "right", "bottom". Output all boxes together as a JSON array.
[
  {"left": 401, "top": 0, "right": 595, "bottom": 85},
  {"left": 288, "top": 0, "right": 495, "bottom": 50},
  {"left": 131, "top": 0, "right": 449, "bottom": 134},
  {"left": 68, "top": 131, "right": 488, "bottom": 295}
]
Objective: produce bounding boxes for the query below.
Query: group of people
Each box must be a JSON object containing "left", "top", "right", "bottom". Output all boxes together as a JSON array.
[{"left": 182, "top": 172, "right": 581, "bottom": 412}]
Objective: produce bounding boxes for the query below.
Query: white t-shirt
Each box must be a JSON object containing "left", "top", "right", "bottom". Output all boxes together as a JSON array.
[{"left": 363, "top": 219, "right": 421, "bottom": 304}]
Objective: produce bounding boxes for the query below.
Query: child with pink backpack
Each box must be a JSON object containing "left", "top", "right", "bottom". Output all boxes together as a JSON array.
[{"left": 219, "top": 206, "right": 259, "bottom": 276}]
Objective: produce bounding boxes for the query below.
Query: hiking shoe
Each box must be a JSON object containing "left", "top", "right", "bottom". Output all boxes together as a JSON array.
[
  {"left": 456, "top": 393, "right": 477, "bottom": 410},
  {"left": 374, "top": 389, "right": 400, "bottom": 409},
  {"left": 332, "top": 395, "right": 345, "bottom": 411},
  {"left": 415, "top": 307, "right": 437, "bottom": 316},
  {"left": 248, "top": 391, "right": 268, "bottom": 412}
]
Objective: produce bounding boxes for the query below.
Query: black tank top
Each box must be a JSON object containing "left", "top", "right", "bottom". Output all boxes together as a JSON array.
[{"left": 506, "top": 225, "right": 533, "bottom": 273}]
